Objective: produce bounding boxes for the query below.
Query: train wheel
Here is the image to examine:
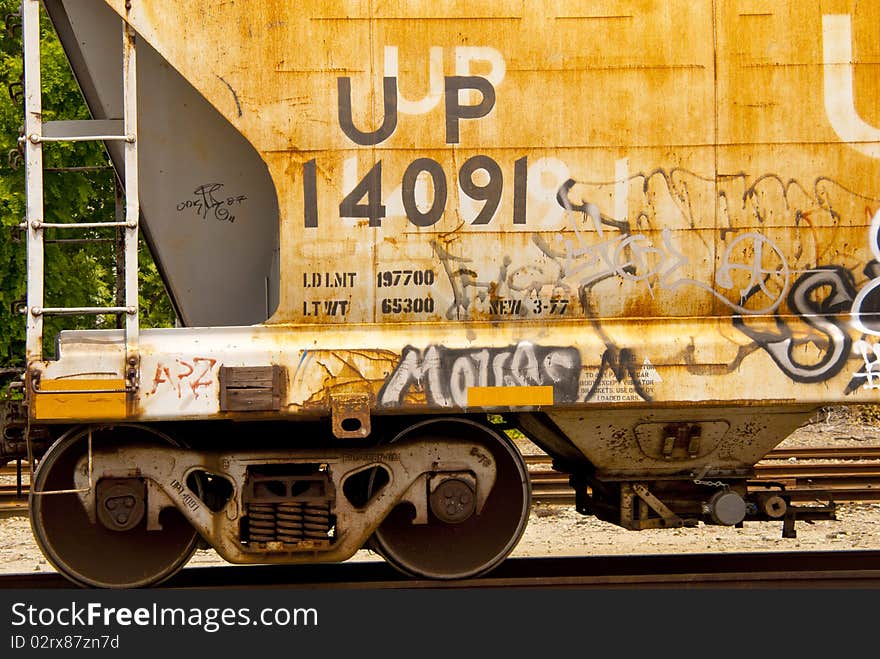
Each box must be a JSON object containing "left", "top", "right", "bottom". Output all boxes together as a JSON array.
[
  {"left": 30, "top": 426, "right": 199, "bottom": 588},
  {"left": 371, "top": 418, "right": 531, "bottom": 579}
]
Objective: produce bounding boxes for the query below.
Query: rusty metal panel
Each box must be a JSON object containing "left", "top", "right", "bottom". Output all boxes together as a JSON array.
[
  {"left": 98, "top": 0, "right": 721, "bottom": 326},
  {"left": 94, "top": 0, "right": 879, "bottom": 339},
  {"left": 31, "top": 1, "right": 880, "bottom": 419}
]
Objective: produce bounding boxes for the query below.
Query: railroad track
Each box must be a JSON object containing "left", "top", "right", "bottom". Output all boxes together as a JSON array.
[
  {"left": 3, "top": 550, "right": 880, "bottom": 589},
  {"left": 3, "top": 446, "right": 880, "bottom": 519},
  {"left": 522, "top": 446, "right": 880, "bottom": 465},
  {"left": 528, "top": 454, "right": 880, "bottom": 504}
]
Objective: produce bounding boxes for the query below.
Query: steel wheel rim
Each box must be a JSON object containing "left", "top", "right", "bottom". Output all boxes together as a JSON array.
[
  {"left": 371, "top": 418, "right": 531, "bottom": 580},
  {"left": 30, "top": 426, "right": 200, "bottom": 589}
]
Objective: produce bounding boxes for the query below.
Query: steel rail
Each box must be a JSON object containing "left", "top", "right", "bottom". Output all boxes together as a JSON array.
[{"left": 4, "top": 550, "right": 880, "bottom": 589}]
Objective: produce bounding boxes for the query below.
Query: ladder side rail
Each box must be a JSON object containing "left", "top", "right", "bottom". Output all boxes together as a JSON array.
[
  {"left": 122, "top": 21, "right": 139, "bottom": 384},
  {"left": 22, "top": 0, "right": 43, "bottom": 363},
  {"left": 21, "top": 10, "right": 141, "bottom": 388}
]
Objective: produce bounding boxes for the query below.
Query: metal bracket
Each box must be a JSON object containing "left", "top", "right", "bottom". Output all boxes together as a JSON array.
[
  {"left": 330, "top": 393, "right": 371, "bottom": 439},
  {"left": 125, "top": 354, "right": 140, "bottom": 392},
  {"left": 633, "top": 483, "right": 684, "bottom": 527},
  {"left": 661, "top": 423, "right": 702, "bottom": 460},
  {"left": 7, "top": 145, "right": 22, "bottom": 170},
  {"left": 7, "top": 80, "right": 22, "bottom": 107},
  {"left": 782, "top": 507, "right": 797, "bottom": 539},
  {"left": 621, "top": 483, "right": 692, "bottom": 530}
]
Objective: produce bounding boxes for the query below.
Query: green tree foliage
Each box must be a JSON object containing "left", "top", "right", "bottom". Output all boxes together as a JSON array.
[
  {"left": 0, "top": 0, "right": 27, "bottom": 370},
  {"left": 0, "top": 0, "right": 174, "bottom": 381}
]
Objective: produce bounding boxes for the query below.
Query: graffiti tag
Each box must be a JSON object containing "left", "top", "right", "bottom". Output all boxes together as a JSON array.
[
  {"left": 378, "top": 342, "right": 581, "bottom": 408},
  {"left": 148, "top": 357, "right": 218, "bottom": 399}
]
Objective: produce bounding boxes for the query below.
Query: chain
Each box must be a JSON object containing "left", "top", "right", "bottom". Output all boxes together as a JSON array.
[
  {"left": 692, "top": 465, "right": 729, "bottom": 490},
  {"left": 693, "top": 478, "right": 728, "bottom": 489}
]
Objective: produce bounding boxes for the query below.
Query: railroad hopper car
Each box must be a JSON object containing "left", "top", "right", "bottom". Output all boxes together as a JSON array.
[{"left": 4, "top": 0, "right": 880, "bottom": 587}]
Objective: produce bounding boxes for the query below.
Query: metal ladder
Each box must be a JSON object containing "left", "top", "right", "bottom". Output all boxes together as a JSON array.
[{"left": 20, "top": 0, "right": 139, "bottom": 392}]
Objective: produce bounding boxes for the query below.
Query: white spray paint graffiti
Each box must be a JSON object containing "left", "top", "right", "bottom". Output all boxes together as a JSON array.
[
  {"left": 852, "top": 340, "right": 880, "bottom": 390},
  {"left": 382, "top": 45, "right": 506, "bottom": 115},
  {"left": 555, "top": 182, "right": 791, "bottom": 315},
  {"left": 435, "top": 166, "right": 797, "bottom": 320},
  {"left": 822, "top": 15, "right": 880, "bottom": 160}
]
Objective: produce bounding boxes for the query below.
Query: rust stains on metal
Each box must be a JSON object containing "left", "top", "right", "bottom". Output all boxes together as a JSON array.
[
  {"left": 99, "top": 1, "right": 879, "bottom": 328},
  {"left": 330, "top": 393, "right": 371, "bottom": 439},
  {"left": 27, "top": 2, "right": 872, "bottom": 417}
]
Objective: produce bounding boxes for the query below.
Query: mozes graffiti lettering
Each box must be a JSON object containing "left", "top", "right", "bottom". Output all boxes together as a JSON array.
[{"left": 378, "top": 343, "right": 581, "bottom": 408}]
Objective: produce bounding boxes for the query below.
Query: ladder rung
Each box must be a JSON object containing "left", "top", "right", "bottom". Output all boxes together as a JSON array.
[
  {"left": 43, "top": 119, "right": 122, "bottom": 138},
  {"left": 31, "top": 306, "right": 135, "bottom": 317},
  {"left": 24, "top": 221, "right": 135, "bottom": 230},
  {"left": 45, "top": 166, "right": 114, "bottom": 173},
  {"left": 37, "top": 119, "right": 130, "bottom": 142},
  {"left": 25, "top": 133, "right": 135, "bottom": 144},
  {"left": 45, "top": 238, "right": 116, "bottom": 245}
]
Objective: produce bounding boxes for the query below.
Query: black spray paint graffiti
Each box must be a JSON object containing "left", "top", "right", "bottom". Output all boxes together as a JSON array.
[
  {"left": 581, "top": 347, "right": 655, "bottom": 403},
  {"left": 378, "top": 342, "right": 581, "bottom": 408},
  {"left": 431, "top": 240, "right": 516, "bottom": 320},
  {"left": 733, "top": 266, "right": 856, "bottom": 384},
  {"left": 851, "top": 210, "right": 880, "bottom": 338},
  {"left": 429, "top": 168, "right": 816, "bottom": 322},
  {"left": 176, "top": 184, "right": 247, "bottom": 223}
]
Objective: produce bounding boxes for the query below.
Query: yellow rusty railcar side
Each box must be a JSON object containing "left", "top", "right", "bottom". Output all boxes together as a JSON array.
[
  {"left": 49, "top": 0, "right": 876, "bottom": 415},
  {"left": 98, "top": 0, "right": 879, "bottom": 325}
]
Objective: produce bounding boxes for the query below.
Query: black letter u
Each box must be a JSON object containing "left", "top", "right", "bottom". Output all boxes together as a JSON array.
[{"left": 338, "top": 77, "right": 398, "bottom": 145}]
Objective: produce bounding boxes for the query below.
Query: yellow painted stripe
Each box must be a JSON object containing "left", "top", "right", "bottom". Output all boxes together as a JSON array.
[
  {"left": 467, "top": 386, "right": 554, "bottom": 407},
  {"left": 33, "top": 379, "right": 127, "bottom": 420}
]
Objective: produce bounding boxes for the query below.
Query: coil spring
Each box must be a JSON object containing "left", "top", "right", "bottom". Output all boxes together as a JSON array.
[
  {"left": 303, "top": 502, "right": 332, "bottom": 540},
  {"left": 248, "top": 503, "right": 276, "bottom": 543},
  {"left": 276, "top": 502, "right": 305, "bottom": 543}
]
